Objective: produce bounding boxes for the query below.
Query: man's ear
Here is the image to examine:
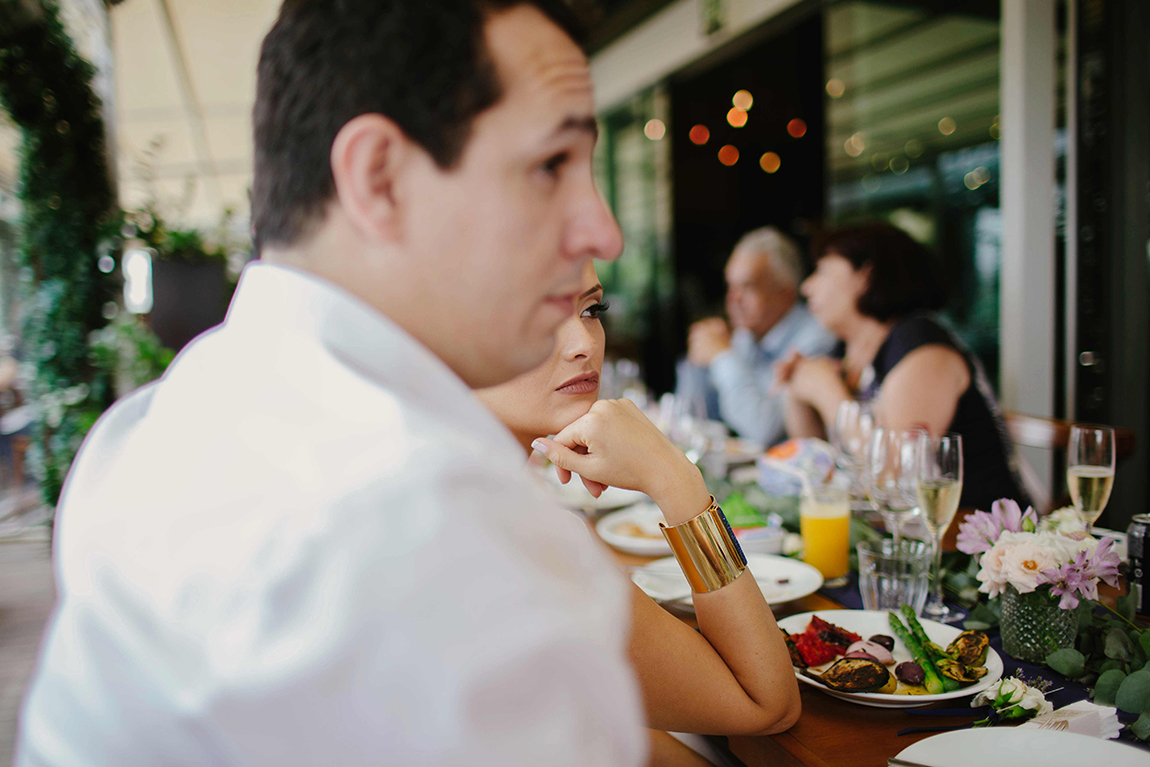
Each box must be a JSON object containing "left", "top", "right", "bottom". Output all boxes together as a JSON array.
[{"left": 330, "top": 113, "right": 409, "bottom": 243}]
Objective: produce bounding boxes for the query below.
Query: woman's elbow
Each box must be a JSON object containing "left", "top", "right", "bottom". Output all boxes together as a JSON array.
[
  {"left": 750, "top": 697, "right": 802, "bottom": 735},
  {"left": 736, "top": 686, "right": 802, "bottom": 736}
]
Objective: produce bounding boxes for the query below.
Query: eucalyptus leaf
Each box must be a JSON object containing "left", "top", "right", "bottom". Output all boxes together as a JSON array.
[
  {"left": 1046, "top": 648, "right": 1086, "bottom": 678},
  {"left": 1141, "top": 631, "right": 1150, "bottom": 658},
  {"left": 1115, "top": 670, "right": 1150, "bottom": 715},
  {"left": 1117, "top": 593, "right": 1137, "bottom": 622},
  {"left": 1099, "top": 659, "right": 1125, "bottom": 674},
  {"left": 964, "top": 602, "right": 999, "bottom": 631},
  {"left": 1132, "top": 710, "right": 1150, "bottom": 742},
  {"left": 1105, "top": 627, "right": 1135, "bottom": 661},
  {"left": 1094, "top": 669, "right": 1127, "bottom": 706}
]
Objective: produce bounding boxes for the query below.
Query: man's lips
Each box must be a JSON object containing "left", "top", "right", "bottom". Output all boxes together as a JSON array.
[{"left": 556, "top": 371, "right": 599, "bottom": 395}]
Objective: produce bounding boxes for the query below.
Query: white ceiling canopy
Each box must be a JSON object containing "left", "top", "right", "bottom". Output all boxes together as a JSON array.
[{"left": 111, "top": 0, "right": 280, "bottom": 229}]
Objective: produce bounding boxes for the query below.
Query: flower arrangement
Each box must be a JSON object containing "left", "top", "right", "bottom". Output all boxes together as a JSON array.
[
  {"left": 971, "top": 676, "right": 1053, "bottom": 723},
  {"left": 956, "top": 499, "right": 1121, "bottom": 609}
]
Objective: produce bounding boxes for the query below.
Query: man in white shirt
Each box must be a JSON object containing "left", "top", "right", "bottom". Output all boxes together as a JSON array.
[
  {"left": 678, "top": 227, "right": 836, "bottom": 446},
  {"left": 17, "top": 2, "right": 647, "bottom": 765}
]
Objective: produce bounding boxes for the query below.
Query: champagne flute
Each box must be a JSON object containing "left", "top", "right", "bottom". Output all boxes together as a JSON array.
[
  {"left": 866, "top": 427, "right": 927, "bottom": 545},
  {"left": 917, "top": 433, "right": 963, "bottom": 622},
  {"left": 1067, "top": 425, "right": 1115, "bottom": 534},
  {"left": 833, "top": 400, "right": 875, "bottom": 509}
]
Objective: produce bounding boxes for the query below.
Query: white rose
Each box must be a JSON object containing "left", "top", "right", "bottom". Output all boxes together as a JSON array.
[
  {"left": 1017, "top": 686, "right": 1052, "bottom": 716},
  {"left": 1000, "top": 540, "right": 1063, "bottom": 593},
  {"left": 995, "top": 677, "right": 1027, "bottom": 706}
]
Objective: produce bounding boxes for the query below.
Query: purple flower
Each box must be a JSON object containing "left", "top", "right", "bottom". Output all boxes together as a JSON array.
[
  {"left": 1083, "top": 538, "right": 1121, "bottom": 588},
  {"left": 956, "top": 498, "right": 1040, "bottom": 554},
  {"left": 994, "top": 498, "right": 1039, "bottom": 533},
  {"left": 957, "top": 510, "right": 1002, "bottom": 554},
  {"left": 1040, "top": 559, "right": 1088, "bottom": 609},
  {"left": 1037, "top": 538, "right": 1122, "bottom": 610}
]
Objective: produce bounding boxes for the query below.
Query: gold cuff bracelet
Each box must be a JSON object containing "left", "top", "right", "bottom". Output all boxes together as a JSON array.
[{"left": 659, "top": 496, "right": 748, "bottom": 593}]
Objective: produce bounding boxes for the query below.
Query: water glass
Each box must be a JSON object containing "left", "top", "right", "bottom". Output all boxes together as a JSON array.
[
  {"left": 857, "top": 539, "right": 931, "bottom": 614},
  {"left": 832, "top": 400, "right": 875, "bottom": 509},
  {"left": 866, "top": 427, "right": 927, "bottom": 544}
]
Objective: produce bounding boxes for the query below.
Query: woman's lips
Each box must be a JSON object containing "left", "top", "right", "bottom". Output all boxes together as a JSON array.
[{"left": 556, "top": 372, "right": 599, "bottom": 395}]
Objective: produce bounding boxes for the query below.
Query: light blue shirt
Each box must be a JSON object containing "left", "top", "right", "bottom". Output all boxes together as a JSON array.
[{"left": 684, "top": 302, "right": 836, "bottom": 447}]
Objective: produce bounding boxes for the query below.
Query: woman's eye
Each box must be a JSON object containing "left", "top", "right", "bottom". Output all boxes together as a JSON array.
[
  {"left": 541, "top": 152, "right": 568, "bottom": 177},
  {"left": 581, "top": 300, "right": 609, "bottom": 320}
]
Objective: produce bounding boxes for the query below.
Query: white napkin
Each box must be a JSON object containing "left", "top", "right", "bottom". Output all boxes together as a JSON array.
[{"left": 1019, "top": 699, "right": 1122, "bottom": 739}]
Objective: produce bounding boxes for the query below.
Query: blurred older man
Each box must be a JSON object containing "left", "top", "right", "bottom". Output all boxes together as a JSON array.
[{"left": 680, "top": 227, "right": 835, "bottom": 446}]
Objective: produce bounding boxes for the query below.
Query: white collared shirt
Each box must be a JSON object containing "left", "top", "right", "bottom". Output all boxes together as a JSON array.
[{"left": 17, "top": 263, "right": 646, "bottom": 766}]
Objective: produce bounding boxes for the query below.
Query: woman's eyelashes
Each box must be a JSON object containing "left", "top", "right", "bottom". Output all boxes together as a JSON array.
[{"left": 581, "top": 300, "right": 609, "bottom": 320}]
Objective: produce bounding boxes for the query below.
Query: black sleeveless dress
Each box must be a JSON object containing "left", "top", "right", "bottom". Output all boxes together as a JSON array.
[{"left": 859, "top": 315, "right": 1030, "bottom": 511}]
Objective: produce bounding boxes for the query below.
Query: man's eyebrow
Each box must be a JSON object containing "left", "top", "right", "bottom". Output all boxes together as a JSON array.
[
  {"left": 551, "top": 115, "right": 598, "bottom": 140},
  {"left": 579, "top": 283, "right": 604, "bottom": 299}
]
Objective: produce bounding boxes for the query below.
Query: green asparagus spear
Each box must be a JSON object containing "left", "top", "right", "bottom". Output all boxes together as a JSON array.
[
  {"left": 888, "top": 613, "right": 945, "bottom": 694},
  {"left": 900, "top": 605, "right": 960, "bottom": 691}
]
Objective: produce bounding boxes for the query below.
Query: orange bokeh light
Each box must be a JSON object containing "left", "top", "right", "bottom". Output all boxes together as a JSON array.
[
  {"left": 689, "top": 124, "right": 710, "bottom": 145},
  {"left": 760, "top": 152, "right": 781, "bottom": 173},
  {"left": 718, "top": 145, "right": 739, "bottom": 166},
  {"left": 727, "top": 107, "right": 748, "bottom": 128},
  {"left": 787, "top": 118, "right": 807, "bottom": 138}
]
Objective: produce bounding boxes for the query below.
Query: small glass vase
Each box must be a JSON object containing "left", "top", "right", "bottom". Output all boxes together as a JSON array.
[{"left": 999, "top": 584, "right": 1078, "bottom": 663}]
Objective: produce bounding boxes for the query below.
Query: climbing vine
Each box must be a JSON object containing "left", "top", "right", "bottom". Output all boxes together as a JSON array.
[{"left": 0, "top": 0, "right": 117, "bottom": 506}]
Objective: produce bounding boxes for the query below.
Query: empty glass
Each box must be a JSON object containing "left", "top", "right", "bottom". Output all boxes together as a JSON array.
[
  {"left": 857, "top": 539, "right": 932, "bottom": 614},
  {"left": 866, "top": 427, "right": 927, "bottom": 544},
  {"left": 832, "top": 400, "right": 875, "bottom": 509}
]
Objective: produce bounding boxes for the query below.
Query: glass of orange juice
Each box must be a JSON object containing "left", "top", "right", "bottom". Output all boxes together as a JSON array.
[{"left": 801, "top": 485, "right": 850, "bottom": 586}]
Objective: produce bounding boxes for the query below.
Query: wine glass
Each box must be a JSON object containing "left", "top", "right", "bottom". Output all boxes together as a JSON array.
[
  {"left": 866, "top": 427, "right": 927, "bottom": 545},
  {"left": 832, "top": 400, "right": 875, "bottom": 509},
  {"left": 917, "top": 433, "right": 963, "bottom": 622},
  {"left": 1067, "top": 425, "right": 1115, "bottom": 534}
]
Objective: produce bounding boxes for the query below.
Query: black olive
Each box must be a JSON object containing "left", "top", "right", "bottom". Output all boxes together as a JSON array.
[
  {"left": 895, "top": 661, "right": 925, "bottom": 686},
  {"left": 868, "top": 634, "right": 896, "bottom": 652}
]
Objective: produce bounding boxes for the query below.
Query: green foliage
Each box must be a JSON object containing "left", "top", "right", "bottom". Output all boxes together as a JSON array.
[
  {"left": 1050, "top": 600, "right": 1150, "bottom": 740},
  {"left": 0, "top": 0, "right": 118, "bottom": 505},
  {"left": 1116, "top": 670, "right": 1150, "bottom": 715},
  {"left": 89, "top": 314, "right": 173, "bottom": 393},
  {"left": 1106, "top": 627, "right": 1136, "bottom": 662},
  {"left": 1133, "top": 711, "right": 1150, "bottom": 741},
  {"left": 962, "top": 599, "right": 1000, "bottom": 631},
  {"left": 1046, "top": 648, "right": 1086, "bottom": 678},
  {"left": 1095, "top": 669, "right": 1127, "bottom": 706}
]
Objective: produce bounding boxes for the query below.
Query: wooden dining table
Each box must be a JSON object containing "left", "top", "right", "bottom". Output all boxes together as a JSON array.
[{"left": 594, "top": 510, "right": 1042, "bottom": 767}]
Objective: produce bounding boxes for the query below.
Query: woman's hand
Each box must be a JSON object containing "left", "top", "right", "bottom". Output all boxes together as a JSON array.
[{"left": 532, "top": 399, "right": 711, "bottom": 525}]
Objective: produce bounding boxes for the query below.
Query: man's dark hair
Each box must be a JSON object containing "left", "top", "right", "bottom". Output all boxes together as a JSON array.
[
  {"left": 813, "top": 223, "right": 947, "bottom": 322},
  {"left": 251, "top": 0, "right": 589, "bottom": 250}
]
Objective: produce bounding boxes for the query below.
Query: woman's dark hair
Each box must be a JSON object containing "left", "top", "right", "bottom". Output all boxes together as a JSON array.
[
  {"left": 813, "top": 224, "right": 947, "bottom": 322},
  {"left": 251, "top": 0, "right": 589, "bottom": 251}
]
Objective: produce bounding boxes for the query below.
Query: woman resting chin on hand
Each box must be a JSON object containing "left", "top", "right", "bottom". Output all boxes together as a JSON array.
[{"left": 478, "top": 263, "right": 801, "bottom": 767}]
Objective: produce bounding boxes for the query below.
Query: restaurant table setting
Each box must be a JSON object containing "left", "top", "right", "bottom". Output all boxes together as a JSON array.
[{"left": 583, "top": 414, "right": 1150, "bottom": 764}]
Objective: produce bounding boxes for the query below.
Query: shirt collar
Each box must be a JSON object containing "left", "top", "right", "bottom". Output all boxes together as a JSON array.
[
  {"left": 226, "top": 262, "right": 525, "bottom": 462},
  {"left": 759, "top": 302, "right": 809, "bottom": 356}
]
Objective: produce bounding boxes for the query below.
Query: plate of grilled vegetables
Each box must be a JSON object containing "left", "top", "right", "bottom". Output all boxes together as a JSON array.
[{"left": 776, "top": 607, "right": 1003, "bottom": 708}]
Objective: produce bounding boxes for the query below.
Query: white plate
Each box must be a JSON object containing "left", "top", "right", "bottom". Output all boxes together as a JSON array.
[
  {"left": 631, "top": 554, "right": 823, "bottom": 609},
  {"left": 775, "top": 609, "right": 1003, "bottom": 709},
  {"left": 895, "top": 728, "right": 1147, "bottom": 767},
  {"left": 552, "top": 474, "right": 649, "bottom": 513},
  {"left": 596, "top": 503, "right": 672, "bottom": 556}
]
